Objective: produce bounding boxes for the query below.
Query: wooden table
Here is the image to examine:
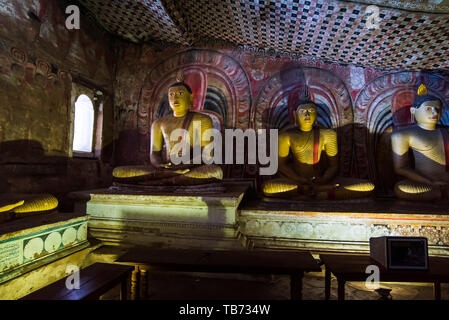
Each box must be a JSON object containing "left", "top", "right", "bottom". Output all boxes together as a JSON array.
[
  {"left": 320, "top": 254, "right": 449, "bottom": 300},
  {"left": 116, "top": 247, "right": 321, "bottom": 300},
  {"left": 21, "top": 263, "right": 133, "bottom": 300}
]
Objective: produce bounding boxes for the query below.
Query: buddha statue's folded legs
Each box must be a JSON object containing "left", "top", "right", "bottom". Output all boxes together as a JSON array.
[
  {"left": 0, "top": 194, "right": 58, "bottom": 215},
  {"left": 262, "top": 177, "right": 374, "bottom": 200},
  {"left": 113, "top": 164, "right": 223, "bottom": 186},
  {"left": 262, "top": 177, "right": 312, "bottom": 200},
  {"left": 394, "top": 180, "right": 444, "bottom": 201}
]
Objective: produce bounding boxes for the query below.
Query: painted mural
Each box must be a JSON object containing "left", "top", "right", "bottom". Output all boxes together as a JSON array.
[{"left": 0, "top": 0, "right": 115, "bottom": 196}]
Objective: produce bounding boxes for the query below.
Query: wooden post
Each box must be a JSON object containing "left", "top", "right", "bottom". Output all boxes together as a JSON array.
[
  {"left": 290, "top": 271, "right": 304, "bottom": 300},
  {"left": 337, "top": 279, "right": 346, "bottom": 301},
  {"left": 131, "top": 265, "right": 140, "bottom": 300},
  {"left": 325, "top": 266, "right": 331, "bottom": 300},
  {"left": 140, "top": 265, "right": 149, "bottom": 299},
  {"left": 120, "top": 274, "right": 129, "bottom": 300},
  {"left": 434, "top": 282, "right": 441, "bottom": 300}
]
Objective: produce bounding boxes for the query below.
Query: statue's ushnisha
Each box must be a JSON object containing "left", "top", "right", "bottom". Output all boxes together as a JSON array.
[{"left": 113, "top": 70, "right": 223, "bottom": 186}]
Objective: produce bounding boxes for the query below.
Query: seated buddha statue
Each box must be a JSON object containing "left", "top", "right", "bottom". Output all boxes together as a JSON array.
[
  {"left": 262, "top": 101, "right": 374, "bottom": 200},
  {"left": 391, "top": 84, "right": 449, "bottom": 201},
  {"left": 113, "top": 71, "right": 222, "bottom": 186}
]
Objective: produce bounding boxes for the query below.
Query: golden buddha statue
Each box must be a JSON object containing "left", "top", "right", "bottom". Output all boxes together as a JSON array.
[
  {"left": 262, "top": 101, "right": 374, "bottom": 200},
  {"left": 113, "top": 71, "right": 222, "bottom": 186},
  {"left": 392, "top": 84, "right": 449, "bottom": 201}
]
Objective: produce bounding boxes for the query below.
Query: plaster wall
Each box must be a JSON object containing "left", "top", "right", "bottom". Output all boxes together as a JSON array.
[{"left": 0, "top": 0, "right": 116, "bottom": 207}]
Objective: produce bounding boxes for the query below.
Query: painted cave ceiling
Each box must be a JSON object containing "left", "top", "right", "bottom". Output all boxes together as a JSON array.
[{"left": 77, "top": 0, "right": 449, "bottom": 71}]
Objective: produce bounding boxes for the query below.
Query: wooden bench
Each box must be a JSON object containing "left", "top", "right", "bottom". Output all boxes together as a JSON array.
[
  {"left": 320, "top": 254, "right": 449, "bottom": 300},
  {"left": 21, "top": 263, "right": 134, "bottom": 300},
  {"left": 116, "top": 247, "right": 321, "bottom": 300}
]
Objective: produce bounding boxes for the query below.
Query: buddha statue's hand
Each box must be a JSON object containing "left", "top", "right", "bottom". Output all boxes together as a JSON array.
[
  {"left": 307, "top": 178, "right": 324, "bottom": 195},
  {"left": 309, "top": 178, "right": 339, "bottom": 194},
  {"left": 312, "top": 176, "right": 337, "bottom": 186},
  {"left": 311, "top": 177, "right": 324, "bottom": 185},
  {"left": 160, "top": 163, "right": 173, "bottom": 169},
  {"left": 292, "top": 177, "right": 310, "bottom": 185},
  {"left": 160, "top": 162, "right": 192, "bottom": 172},
  {"left": 174, "top": 169, "right": 190, "bottom": 175}
]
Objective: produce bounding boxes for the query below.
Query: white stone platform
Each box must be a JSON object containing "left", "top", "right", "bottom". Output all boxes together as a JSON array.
[
  {"left": 69, "top": 185, "right": 449, "bottom": 257},
  {"left": 70, "top": 184, "right": 248, "bottom": 250},
  {"left": 0, "top": 212, "right": 89, "bottom": 284}
]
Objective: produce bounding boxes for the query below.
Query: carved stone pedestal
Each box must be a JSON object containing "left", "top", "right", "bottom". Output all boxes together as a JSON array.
[
  {"left": 238, "top": 198, "right": 449, "bottom": 257},
  {"left": 71, "top": 184, "right": 248, "bottom": 250}
]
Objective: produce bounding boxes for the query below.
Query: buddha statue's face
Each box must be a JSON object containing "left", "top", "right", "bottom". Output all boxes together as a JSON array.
[
  {"left": 411, "top": 100, "right": 442, "bottom": 129},
  {"left": 295, "top": 103, "right": 317, "bottom": 131},
  {"left": 168, "top": 85, "right": 193, "bottom": 117}
]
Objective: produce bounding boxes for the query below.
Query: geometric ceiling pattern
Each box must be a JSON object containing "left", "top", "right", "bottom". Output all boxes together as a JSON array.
[
  {"left": 78, "top": 0, "right": 449, "bottom": 71},
  {"left": 352, "top": 0, "right": 449, "bottom": 13},
  {"left": 78, "top": 0, "right": 190, "bottom": 45}
]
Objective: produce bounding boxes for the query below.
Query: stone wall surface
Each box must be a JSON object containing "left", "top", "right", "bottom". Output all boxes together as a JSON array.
[{"left": 0, "top": 0, "right": 116, "bottom": 206}]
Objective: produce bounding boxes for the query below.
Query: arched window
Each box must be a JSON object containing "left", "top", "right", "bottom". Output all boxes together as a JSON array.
[{"left": 72, "top": 94, "right": 94, "bottom": 153}]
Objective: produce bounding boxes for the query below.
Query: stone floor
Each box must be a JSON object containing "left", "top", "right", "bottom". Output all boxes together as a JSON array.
[{"left": 102, "top": 269, "right": 449, "bottom": 300}]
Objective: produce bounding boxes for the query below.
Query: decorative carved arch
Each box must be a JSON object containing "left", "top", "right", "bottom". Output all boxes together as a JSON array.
[
  {"left": 252, "top": 67, "right": 354, "bottom": 176},
  {"left": 137, "top": 49, "right": 252, "bottom": 152},
  {"left": 253, "top": 67, "right": 353, "bottom": 130},
  {"left": 353, "top": 71, "right": 449, "bottom": 183}
]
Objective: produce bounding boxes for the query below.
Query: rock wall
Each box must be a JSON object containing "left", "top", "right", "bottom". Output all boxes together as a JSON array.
[{"left": 0, "top": 0, "right": 116, "bottom": 209}]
